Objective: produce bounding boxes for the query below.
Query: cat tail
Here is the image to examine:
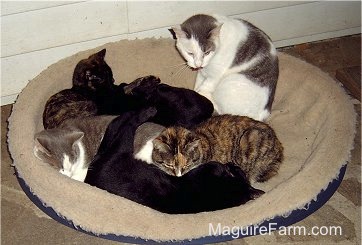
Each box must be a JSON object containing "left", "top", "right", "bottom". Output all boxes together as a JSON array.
[
  {"left": 248, "top": 186, "right": 265, "bottom": 200},
  {"left": 225, "top": 163, "right": 265, "bottom": 200},
  {"left": 96, "top": 107, "right": 157, "bottom": 155}
]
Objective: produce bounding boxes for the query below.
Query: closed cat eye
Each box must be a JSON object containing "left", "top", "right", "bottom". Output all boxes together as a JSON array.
[
  {"left": 192, "top": 155, "right": 199, "bottom": 161},
  {"left": 155, "top": 160, "right": 164, "bottom": 164},
  {"left": 183, "top": 164, "right": 190, "bottom": 170},
  {"left": 187, "top": 52, "right": 193, "bottom": 56}
]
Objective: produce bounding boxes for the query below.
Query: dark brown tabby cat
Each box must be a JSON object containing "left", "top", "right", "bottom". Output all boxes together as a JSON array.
[
  {"left": 152, "top": 115, "right": 283, "bottom": 182},
  {"left": 43, "top": 49, "right": 114, "bottom": 129}
]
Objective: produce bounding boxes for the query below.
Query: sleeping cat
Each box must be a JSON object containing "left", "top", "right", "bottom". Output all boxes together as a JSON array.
[
  {"left": 43, "top": 49, "right": 114, "bottom": 129},
  {"left": 151, "top": 114, "right": 283, "bottom": 182},
  {"left": 85, "top": 108, "right": 264, "bottom": 214},
  {"left": 171, "top": 14, "right": 279, "bottom": 121},
  {"left": 34, "top": 115, "right": 115, "bottom": 181}
]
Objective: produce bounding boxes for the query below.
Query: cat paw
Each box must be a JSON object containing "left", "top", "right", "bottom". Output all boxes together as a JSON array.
[
  {"left": 197, "top": 91, "right": 220, "bottom": 113},
  {"left": 124, "top": 75, "right": 161, "bottom": 94}
]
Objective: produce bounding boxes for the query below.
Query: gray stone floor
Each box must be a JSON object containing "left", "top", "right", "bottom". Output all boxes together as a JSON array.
[{"left": 1, "top": 35, "right": 361, "bottom": 244}]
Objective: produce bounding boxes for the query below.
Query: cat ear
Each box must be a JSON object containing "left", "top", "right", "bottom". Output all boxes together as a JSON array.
[
  {"left": 66, "top": 131, "right": 84, "bottom": 146},
  {"left": 89, "top": 49, "right": 106, "bottom": 61},
  {"left": 209, "top": 24, "right": 223, "bottom": 40},
  {"left": 34, "top": 134, "right": 52, "bottom": 157},
  {"left": 171, "top": 26, "right": 187, "bottom": 39},
  {"left": 152, "top": 138, "right": 170, "bottom": 153},
  {"left": 97, "top": 49, "right": 106, "bottom": 59}
]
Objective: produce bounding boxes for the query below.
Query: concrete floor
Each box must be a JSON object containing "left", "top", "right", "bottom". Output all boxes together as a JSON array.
[{"left": 1, "top": 35, "right": 361, "bottom": 244}]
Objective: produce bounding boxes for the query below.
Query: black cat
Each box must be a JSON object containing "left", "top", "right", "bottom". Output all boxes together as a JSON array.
[
  {"left": 91, "top": 75, "right": 214, "bottom": 128},
  {"left": 123, "top": 76, "right": 214, "bottom": 128},
  {"left": 43, "top": 49, "right": 213, "bottom": 129},
  {"left": 84, "top": 108, "right": 264, "bottom": 214}
]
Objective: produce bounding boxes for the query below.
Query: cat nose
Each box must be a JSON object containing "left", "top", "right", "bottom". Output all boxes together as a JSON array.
[
  {"left": 195, "top": 60, "right": 203, "bottom": 68},
  {"left": 175, "top": 169, "right": 182, "bottom": 177}
]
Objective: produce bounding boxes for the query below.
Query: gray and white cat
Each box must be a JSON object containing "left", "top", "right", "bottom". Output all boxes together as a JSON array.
[
  {"left": 33, "top": 115, "right": 115, "bottom": 181},
  {"left": 172, "top": 14, "right": 279, "bottom": 121}
]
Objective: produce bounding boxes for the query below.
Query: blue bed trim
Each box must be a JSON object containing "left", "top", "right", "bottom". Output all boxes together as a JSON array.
[{"left": 15, "top": 164, "right": 346, "bottom": 244}]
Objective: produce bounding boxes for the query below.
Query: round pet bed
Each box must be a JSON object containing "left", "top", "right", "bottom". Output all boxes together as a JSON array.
[{"left": 8, "top": 38, "right": 356, "bottom": 243}]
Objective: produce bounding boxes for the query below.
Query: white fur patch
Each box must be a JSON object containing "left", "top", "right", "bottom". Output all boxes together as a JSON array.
[
  {"left": 193, "top": 16, "right": 250, "bottom": 90},
  {"left": 269, "top": 40, "right": 277, "bottom": 56},
  {"left": 176, "top": 169, "right": 182, "bottom": 177},
  {"left": 60, "top": 141, "right": 88, "bottom": 182},
  {"left": 226, "top": 55, "right": 261, "bottom": 75},
  {"left": 60, "top": 154, "right": 72, "bottom": 177},
  {"left": 176, "top": 36, "right": 205, "bottom": 68},
  {"left": 213, "top": 74, "right": 270, "bottom": 121},
  {"left": 134, "top": 139, "right": 154, "bottom": 164}
]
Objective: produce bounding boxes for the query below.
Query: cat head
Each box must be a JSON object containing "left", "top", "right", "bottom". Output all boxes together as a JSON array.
[
  {"left": 151, "top": 127, "right": 203, "bottom": 176},
  {"left": 171, "top": 14, "right": 222, "bottom": 69},
  {"left": 72, "top": 49, "right": 115, "bottom": 91},
  {"left": 33, "top": 129, "right": 85, "bottom": 179}
]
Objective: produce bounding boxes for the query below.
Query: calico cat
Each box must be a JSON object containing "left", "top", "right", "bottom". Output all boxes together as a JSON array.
[
  {"left": 151, "top": 114, "right": 283, "bottom": 182},
  {"left": 85, "top": 108, "right": 264, "bottom": 214},
  {"left": 123, "top": 75, "right": 214, "bottom": 128},
  {"left": 34, "top": 115, "right": 115, "bottom": 181},
  {"left": 171, "top": 14, "right": 279, "bottom": 121},
  {"left": 43, "top": 49, "right": 115, "bottom": 129}
]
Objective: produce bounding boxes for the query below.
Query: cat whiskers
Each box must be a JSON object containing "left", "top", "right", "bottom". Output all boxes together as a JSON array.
[
  {"left": 165, "top": 62, "right": 188, "bottom": 69},
  {"left": 164, "top": 62, "right": 187, "bottom": 77},
  {"left": 170, "top": 63, "right": 193, "bottom": 81},
  {"left": 172, "top": 65, "right": 189, "bottom": 80}
]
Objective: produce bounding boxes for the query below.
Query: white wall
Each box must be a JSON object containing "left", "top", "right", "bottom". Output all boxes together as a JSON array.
[{"left": 1, "top": 1, "right": 361, "bottom": 105}]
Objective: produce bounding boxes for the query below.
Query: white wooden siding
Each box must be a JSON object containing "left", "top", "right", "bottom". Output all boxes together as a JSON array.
[
  {"left": 1, "top": 1, "right": 361, "bottom": 105},
  {"left": 126, "top": 1, "right": 305, "bottom": 33},
  {"left": 1, "top": 1, "right": 84, "bottom": 16}
]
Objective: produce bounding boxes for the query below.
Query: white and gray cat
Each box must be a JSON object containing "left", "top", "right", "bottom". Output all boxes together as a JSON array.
[
  {"left": 33, "top": 115, "right": 115, "bottom": 181},
  {"left": 172, "top": 14, "right": 279, "bottom": 121}
]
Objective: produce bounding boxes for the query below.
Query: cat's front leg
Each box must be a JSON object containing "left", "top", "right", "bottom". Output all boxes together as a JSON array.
[
  {"left": 194, "top": 72, "right": 206, "bottom": 91},
  {"left": 196, "top": 76, "right": 220, "bottom": 94},
  {"left": 195, "top": 75, "right": 221, "bottom": 112}
]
